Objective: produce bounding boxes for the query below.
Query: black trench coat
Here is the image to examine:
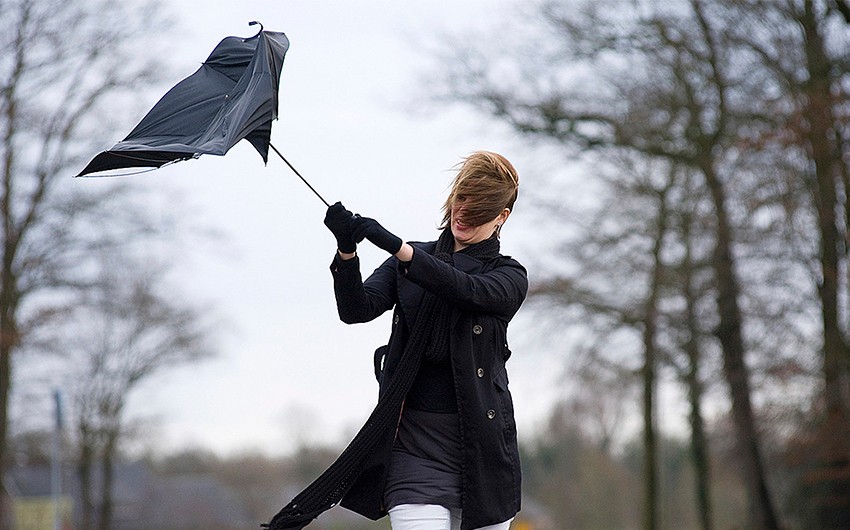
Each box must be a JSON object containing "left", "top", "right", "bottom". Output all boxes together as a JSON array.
[{"left": 329, "top": 239, "right": 528, "bottom": 530}]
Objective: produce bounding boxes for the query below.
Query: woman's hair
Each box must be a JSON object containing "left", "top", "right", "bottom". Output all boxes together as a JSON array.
[{"left": 440, "top": 151, "right": 519, "bottom": 230}]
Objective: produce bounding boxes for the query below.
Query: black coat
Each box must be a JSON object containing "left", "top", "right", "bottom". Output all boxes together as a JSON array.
[{"left": 330, "top": 239, "right": 528, "bottom": 530}]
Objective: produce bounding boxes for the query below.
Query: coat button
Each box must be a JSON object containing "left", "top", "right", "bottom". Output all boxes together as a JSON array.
[
  {"left": 477, "top": 368, "right": 485, "bottom": 378},
  {"left": 487, "top": 409, "right": 496, "bottom": 420},
  {"left": 473, "top": 324, "right": 483, "bottom": 335},
  {"left": 393, "top": 314, "right": 399, "bottom": 325}
]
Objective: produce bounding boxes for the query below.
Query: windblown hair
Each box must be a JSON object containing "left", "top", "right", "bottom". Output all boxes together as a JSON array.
[{"left": 440, "top": 151, "right": 520, "bottom": 231}]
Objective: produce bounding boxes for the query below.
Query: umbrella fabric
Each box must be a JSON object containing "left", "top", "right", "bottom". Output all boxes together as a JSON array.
[{"left": 77, "top": 29, "right": 289, "bottom": 176}]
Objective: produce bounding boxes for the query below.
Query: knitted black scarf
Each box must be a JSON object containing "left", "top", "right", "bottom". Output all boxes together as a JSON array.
[{"left": 265, "top": 229, "right": 500, "bottom": 530}]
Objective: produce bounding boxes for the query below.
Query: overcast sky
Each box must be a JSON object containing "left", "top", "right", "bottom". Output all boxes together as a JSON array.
[{"left": 71, "top": 0, "right": 575, "bottom": 457}]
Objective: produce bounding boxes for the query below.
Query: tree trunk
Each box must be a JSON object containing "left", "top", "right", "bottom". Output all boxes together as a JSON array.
[
  {"left": 798, "top": 1, "right": 850, "bottom": 525},
  {"left": 686, "top": 324, "right": 712, "bottom": 530},
  {"left": 701, "top": 157, "right": 779, "bottom": 530},
  {"left": 0, "top": 333, "right": 10, "bottom": 530},
  {"left": 642, "top": 306, "right": 659, "bottom": 530},
  {"left": 98, "top": 431, "right": 118, "bottom": 530},
  {"left": 641, "top": 182, "right": 671, "bottom": 530},
  {"left": 801, "top": 0, "right": 850, "bottom": 425},
  {"left": 0, "top": 45, "right": 19, "bottom": 528},
  {"left": 0, "top": 247, "right": 18, "bottom": 530},
  {"left": 78, "top": 426, "right": 95, "bottom": 530},
  {"left": 682, "top": 208, "right": 713, "bottom": 530}
]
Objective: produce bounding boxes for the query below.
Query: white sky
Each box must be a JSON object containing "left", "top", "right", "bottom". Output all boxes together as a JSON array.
[{"left": 80, "top": 0, "right": 573, "bottom": 457}]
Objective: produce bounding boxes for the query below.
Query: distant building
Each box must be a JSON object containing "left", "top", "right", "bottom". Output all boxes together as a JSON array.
[
  {"left": 11, "top": 498, "right": 73, "bottom": 530},
  {"left": 6, "top": 463, "right": 249, "bottom": 530},
  {"left": 5, "top": 465, "right": 72, "bottom": 530}
]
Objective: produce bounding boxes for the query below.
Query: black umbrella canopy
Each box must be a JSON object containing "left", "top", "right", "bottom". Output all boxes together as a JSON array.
[{"left": 77, "top": 24, "right": 289, "bottom": 177}]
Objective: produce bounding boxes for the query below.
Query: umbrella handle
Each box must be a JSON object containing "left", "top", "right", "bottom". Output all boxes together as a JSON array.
[{"left": 269, "top": 143, "right": 331, "bottom": 208}]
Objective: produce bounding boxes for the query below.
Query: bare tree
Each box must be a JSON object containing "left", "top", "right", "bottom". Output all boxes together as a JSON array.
[
  {"left": 64, "top": 256, "right": 213, "bottom": 530},
  {"left": 790, "top": 2, "right": 850, "bottom": 523},
  {"left": 425, "top": 0, "right": 800, "bottom": 527},
  {"left": 0, "top": 0, "right": 168, "bottom": 520},
  {"left": 720, "top": 0, "right": 850, "bottom": 525},
  {"left": 529, "top": 152, "right": 692, "bottom": 529}
]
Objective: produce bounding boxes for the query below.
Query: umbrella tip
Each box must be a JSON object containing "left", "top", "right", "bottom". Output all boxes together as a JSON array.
[{"left": 245, "top": 21, "right": 264, "bottom": 40}]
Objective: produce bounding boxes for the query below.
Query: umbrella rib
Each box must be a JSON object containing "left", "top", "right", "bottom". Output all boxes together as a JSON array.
[{"left": 269, "top": 143, "right": 330, "bottom": 207}]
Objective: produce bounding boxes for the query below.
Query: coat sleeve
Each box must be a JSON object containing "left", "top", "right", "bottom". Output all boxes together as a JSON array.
[
  {"left": 330, "top": 253, "right": 398, "bottom": 324},
  {"left": 402, "top": 248, "right": 528, "bottom": 320}
]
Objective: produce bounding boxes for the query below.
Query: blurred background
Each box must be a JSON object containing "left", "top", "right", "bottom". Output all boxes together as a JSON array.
[{"left": 2, "top": 0, "right": 849, "bottom": 529}]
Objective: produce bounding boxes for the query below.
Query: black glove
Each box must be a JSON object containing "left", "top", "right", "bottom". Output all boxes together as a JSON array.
[
  {"left": 324, "top": 201, "right": 356, "bottom": 253},
  {"left": 350, "top": 216, "right": 403, "bottom": 255}
]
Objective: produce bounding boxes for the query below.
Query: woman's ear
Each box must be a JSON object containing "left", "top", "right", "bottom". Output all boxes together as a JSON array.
[
  {"left": 494, "top": 208, "right": 511, "bottom": 237},
  {"left": 498, "top": 208, "right": 511, "bottom": 226}
]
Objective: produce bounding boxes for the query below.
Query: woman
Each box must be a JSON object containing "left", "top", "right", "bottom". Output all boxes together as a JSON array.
[{"left": 322, "top": 151, "right": 527, "bottom": 530}]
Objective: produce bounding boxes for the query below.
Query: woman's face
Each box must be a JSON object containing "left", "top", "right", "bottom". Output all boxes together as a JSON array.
[{"left": 450, "top": 198, "right": 510, "bottom": 251}]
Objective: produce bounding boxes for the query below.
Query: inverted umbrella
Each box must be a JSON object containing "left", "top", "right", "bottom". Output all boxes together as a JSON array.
[{"left": 76, "top": 22, "right": 328, "bottom": 206}]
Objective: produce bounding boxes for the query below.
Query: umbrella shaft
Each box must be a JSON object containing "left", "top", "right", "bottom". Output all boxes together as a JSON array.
[{"left": 269, "top": 144, "right": 330, "bottom": 207}]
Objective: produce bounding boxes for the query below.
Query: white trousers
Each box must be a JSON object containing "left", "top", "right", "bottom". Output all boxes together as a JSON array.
[{"left": 388, "top": 503, "right": 513, "bottom": 530}]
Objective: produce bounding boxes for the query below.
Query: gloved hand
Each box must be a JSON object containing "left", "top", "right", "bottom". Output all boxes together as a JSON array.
[
  {"left": 351, "top": 215, "right": 403, "bottom": 255},
  {"left": 324, "top": 201, "right": 356, "bottom": 253}
]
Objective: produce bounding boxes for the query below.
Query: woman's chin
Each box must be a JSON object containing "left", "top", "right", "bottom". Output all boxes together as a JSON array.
[{"left": 451, "top": 228, "right": 470, "bottom": 244}]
